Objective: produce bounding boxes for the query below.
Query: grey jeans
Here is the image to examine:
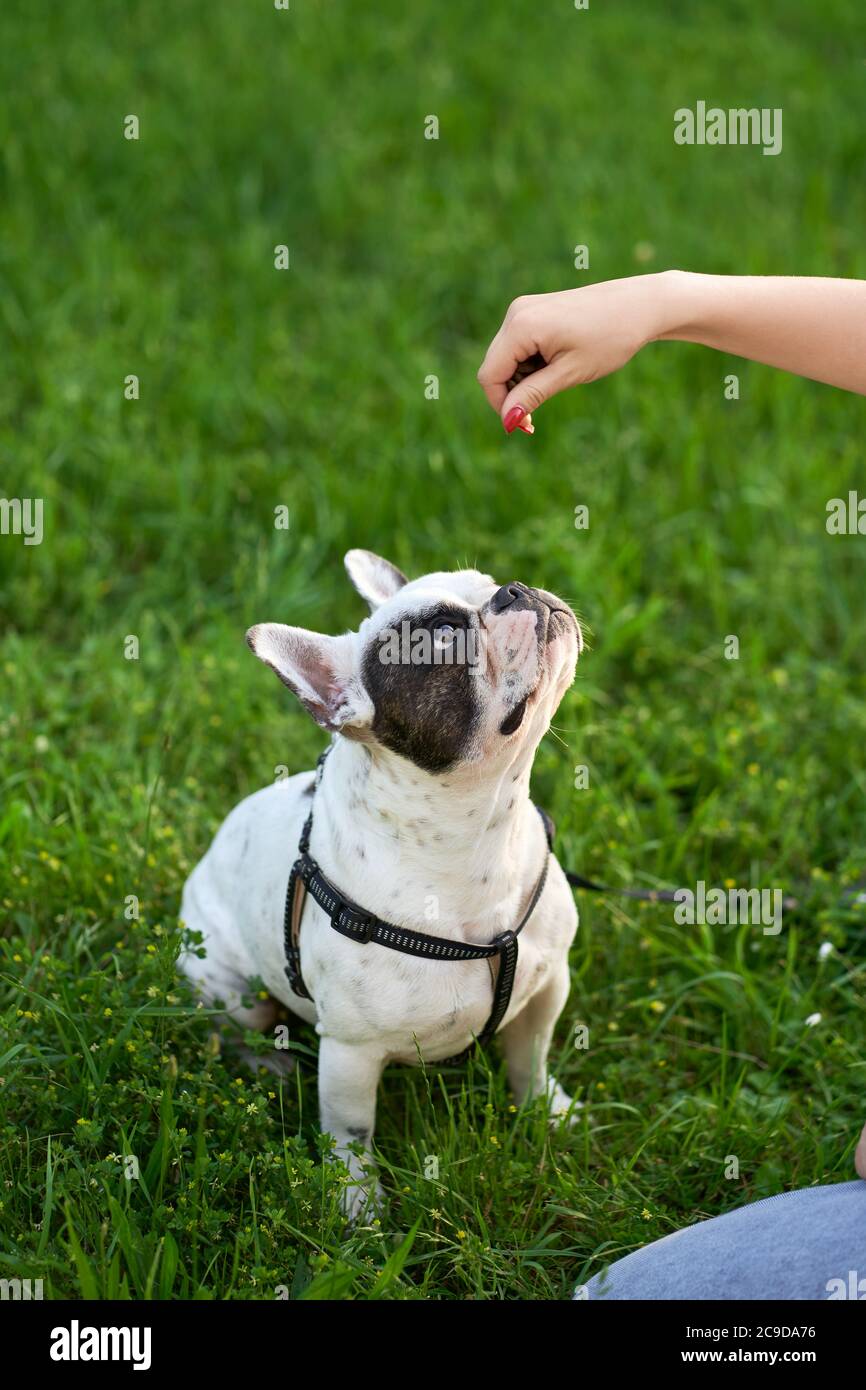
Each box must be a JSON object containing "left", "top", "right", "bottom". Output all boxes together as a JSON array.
[{"left": 577, "top": 1181, "right": 866, "bottom": 1300}]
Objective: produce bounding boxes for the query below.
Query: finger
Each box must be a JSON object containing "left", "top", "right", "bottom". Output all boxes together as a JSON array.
[
  {"left": 500, "top": 357, "right": 572, "bottom": 427},
  {"left": 478, "top": 377, "right": 507, "bottom": 413},
  {"left": 476, "top": 319, "right": 536, "bottom": 411}
]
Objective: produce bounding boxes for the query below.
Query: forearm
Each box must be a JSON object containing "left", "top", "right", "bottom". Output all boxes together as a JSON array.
[{"left": 653, "top": 270, "right": 866, "bottom": 395}]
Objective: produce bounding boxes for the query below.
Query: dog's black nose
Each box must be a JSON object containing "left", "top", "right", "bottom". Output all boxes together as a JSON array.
[{"left": 490, "top": 582, "right": 524, "bottom": 613}]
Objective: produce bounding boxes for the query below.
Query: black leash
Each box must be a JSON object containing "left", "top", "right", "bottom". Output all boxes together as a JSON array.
[
  {"left": 559, "top": 869, "right": 834, "bottom": 916},
  {"left": 562, "top": 869, "right": 681, "bottom": 904},
  {"left": 283, "top": 745, "right": 553, "bottom": 1064}
]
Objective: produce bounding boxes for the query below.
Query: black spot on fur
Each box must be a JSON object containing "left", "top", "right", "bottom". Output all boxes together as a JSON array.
[{"left": 361, "top": 606, "right": 480, "bottom": 773}]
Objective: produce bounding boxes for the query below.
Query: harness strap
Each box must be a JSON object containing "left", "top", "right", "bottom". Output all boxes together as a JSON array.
[{"left": 283, "top": 745, "right": 552, "bottom": 1062}]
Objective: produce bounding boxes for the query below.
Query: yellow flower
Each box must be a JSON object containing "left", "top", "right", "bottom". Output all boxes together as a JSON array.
[{"left": 641, "top": 1208, "right": 652, "bottom": 1221}]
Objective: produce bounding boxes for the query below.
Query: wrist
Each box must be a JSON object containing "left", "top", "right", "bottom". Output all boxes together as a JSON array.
[{"left": 645, "top": 268, "right": 706, "bottom": 344}]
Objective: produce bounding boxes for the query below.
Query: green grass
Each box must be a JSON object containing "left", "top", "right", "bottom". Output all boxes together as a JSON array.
[{"left": 1, "top": 0, "right": 865, "bottom": 1300}]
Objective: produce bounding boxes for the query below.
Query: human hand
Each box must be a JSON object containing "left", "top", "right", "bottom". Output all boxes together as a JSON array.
[
  {"left": 477, "top": 273, "right": 671, "bottom": 433},
  {"left": 478, "top": 271, "right": 866, "bottom": 432}
]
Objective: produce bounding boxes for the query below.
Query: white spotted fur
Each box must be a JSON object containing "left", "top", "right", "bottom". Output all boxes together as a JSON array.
[{"left": 179, "top": 552, "right": 582, "bottom": 1219}]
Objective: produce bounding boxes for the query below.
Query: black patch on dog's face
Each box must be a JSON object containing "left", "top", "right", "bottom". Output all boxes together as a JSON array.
[{"left": 361, "top": 604, "right": 480, "bottom": 773}]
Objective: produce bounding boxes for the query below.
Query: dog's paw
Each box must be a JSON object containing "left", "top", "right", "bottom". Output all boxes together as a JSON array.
[{"left": 546, "top": 1078, "right": 583, "bottom": 1128}]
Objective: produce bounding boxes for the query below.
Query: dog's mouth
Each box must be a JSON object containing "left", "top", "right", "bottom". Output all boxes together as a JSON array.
[
  {"left": 497, "top": 605, "right": 580, "bottom": 736},
  {"left": 545, "top": 606, "right": 577, "bottom": 644}
]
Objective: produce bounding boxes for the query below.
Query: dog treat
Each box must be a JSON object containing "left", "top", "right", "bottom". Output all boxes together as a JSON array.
[
  {"left": 506, "top": 353, "right": 545, "bottom": 434},
  {"left": 507, "top": 351, "right": 547, "bottom": 391}
]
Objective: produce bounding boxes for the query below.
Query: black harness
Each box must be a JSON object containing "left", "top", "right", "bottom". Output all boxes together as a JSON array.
[
  {"left": 283, "top": 749, "right": 830, "bottom": 1068},
  {"left": 283, "top": 745, "right": 555, "bottom": 1064}
]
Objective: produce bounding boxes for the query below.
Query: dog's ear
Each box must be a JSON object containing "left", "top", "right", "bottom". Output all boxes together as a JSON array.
[
  {"left": 344, "top": 549, "right": 408, "bottom": 610},
  {"left": 246, "top": 624, "right": 373, "bottom": 733}
]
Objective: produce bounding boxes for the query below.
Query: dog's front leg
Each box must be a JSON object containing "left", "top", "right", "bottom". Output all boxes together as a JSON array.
[
  {"left": 500, "top": 961, "right": 579, "bottom": 1124},
  {"left": 318, "top": 1036, "right": 385, "bottom": 1221}
]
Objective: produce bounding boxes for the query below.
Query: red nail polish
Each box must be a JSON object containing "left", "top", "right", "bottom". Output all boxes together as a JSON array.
[{"left": 503, "top": 406, "right": 526, "bottom": 434}]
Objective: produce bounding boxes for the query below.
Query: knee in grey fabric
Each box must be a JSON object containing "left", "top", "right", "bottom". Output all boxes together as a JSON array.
[{"left": 576, "top": 1182, "right": 866, "bottom": 1301}]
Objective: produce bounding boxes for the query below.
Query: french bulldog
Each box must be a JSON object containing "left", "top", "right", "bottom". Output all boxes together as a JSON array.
[{"left": 179, "top": 549, "right": 583, "bottom": 1218}]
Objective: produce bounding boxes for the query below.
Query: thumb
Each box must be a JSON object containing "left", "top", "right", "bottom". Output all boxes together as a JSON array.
[{"left": 500, "top": 358, "right": 571, "bottom": 432}]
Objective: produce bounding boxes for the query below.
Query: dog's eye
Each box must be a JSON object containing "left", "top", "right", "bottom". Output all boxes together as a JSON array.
[
  {"left": 432, "top": 623, "right": 457, "bottom": 648},
  {"left": 427, "top": 610, "right": 466, "bottom": 635}
]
